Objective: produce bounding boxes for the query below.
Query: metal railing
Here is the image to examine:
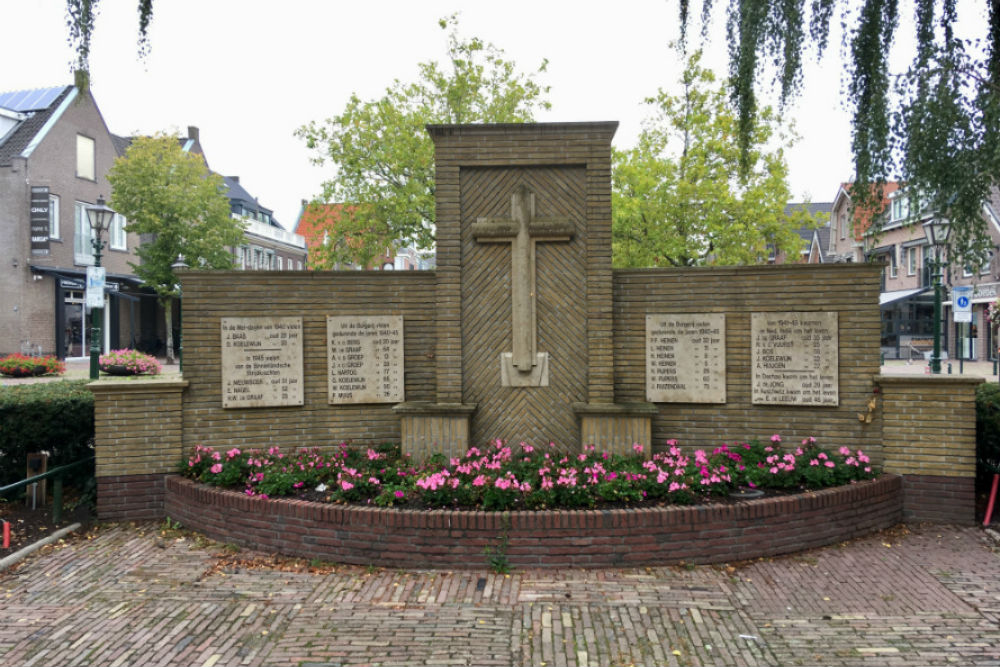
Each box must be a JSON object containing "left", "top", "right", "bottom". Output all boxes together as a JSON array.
[{"left": 0, "top": 457, "right": 94, "bottom": 525}]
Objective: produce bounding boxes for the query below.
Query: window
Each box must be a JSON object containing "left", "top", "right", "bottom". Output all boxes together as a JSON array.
[
  {"left": 252, "top": 247, "right": 263, "bottom": 269},
  {"left": 73, "top": 201, "right": 94, "bottom": 265},
  {"left": 266, "top": 251, "right": 276, "bottom": 270},
  {"left": 839, "top": 213, "right": 847, "bottom": 240},
  {"left": 277, "top": 256, "right": 284, "bottom": 270},
  {"left": 889, "top": 248, "right": 898, "bottom": 278},
  {"left": 907, "top": 247, "right": 918, "bottom": 275},
  {"left": 239, "top": 245, "right": 250, "bottom": 270},
  {"left": 891, "top": 196, "right": 909, "bottom": 222},
  {"left": 48, "top": 195, "right": 60, "bottom": 239},
  {"left": 297, "top": 260, "right": 303, "bottom": 270},
  {"left": 109, "top": 213, "right": 127, "bottom": 250},
  {"left": 76, "top": 135, "right": 95, "bottom": 180}
]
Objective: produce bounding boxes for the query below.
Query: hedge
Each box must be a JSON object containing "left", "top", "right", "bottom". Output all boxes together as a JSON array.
[
  {"left": 975, "top": 383, "right": 1000, "bottom": 477},
  {"left": 0, "top": 380, "right": 94, "bottom": 487}
]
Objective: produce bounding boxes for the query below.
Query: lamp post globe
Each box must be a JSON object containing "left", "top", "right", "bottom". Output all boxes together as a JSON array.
[{"left": 86, "top": 196, "right": 115, "bottom": 380}]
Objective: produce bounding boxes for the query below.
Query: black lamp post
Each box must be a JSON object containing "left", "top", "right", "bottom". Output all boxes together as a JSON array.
[
  {"left": 86, "top": 196, "right": 115, "bottom": 379},
  {"left": 923, "top": 217, "right": 951, "bottom": 374},
  {"left": 171, "top": 254, "right": 189, "bottom": 372}
]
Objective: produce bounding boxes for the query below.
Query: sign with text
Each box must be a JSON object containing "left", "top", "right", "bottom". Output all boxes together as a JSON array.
[
  {"left": 751, "top": 312, "right": 839, "bottom": 406},
  {"left": 29, "top": 186, "right": 50, "bottom": 256},
  {"left": 85, "top": 266, "right": 106, "bottom": 308},
  {"left": 221, "top": 317, "right": 304, "bottom": 408},
  {"left": 646, "top": 313, "right": 726, "bottom": 403},
  {"left": 327, "top": 315, "right": 404, "bottom": 404}
]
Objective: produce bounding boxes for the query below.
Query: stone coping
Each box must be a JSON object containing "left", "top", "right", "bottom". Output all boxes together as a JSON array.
[
  {"left": 164, "top": 474, "right": 903, "bottom": 569},
  {"left": 88, "top": 379, "right": 189, "bottom": 392}
]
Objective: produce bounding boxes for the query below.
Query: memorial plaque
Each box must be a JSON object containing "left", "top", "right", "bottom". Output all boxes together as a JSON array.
[
  {"left": 221, "top": 317, "right": 303, "bottom": 408},
  {"left": 752, "top": 312, "right": 838, "bottom": 406},
  {"left": 646, "top": 314, "right": 726, "bottom": 403},
  {"left": 327, "top": 315, "right": 404, "bottom": 404}
]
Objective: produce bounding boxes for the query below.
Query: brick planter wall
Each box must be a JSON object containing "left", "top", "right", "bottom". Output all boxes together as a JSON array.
[{"left": 165, "top": 474, "right": 902, "bottom": 568}]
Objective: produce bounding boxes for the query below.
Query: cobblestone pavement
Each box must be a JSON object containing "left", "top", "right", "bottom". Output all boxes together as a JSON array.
[{"left": 1, "top": 523, "right": 998, "bottom": 666}]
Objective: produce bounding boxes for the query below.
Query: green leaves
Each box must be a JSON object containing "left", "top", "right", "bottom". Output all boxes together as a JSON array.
[
  {"left": 680, "top": 0, "right": 1000, "bottom": 267},
  {"left": 295, "top": 15, "right": 550, "bottom": 268},
  {"left": 613, "top": 52, "right": 820, "bottom": 268},
  {"left": 107, "top": 133, "right": 242, "bottom": 301}
]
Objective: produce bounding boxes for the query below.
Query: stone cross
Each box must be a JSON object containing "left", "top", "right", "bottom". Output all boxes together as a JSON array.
[{"left": 472, "top": 184, "right": 574, "bottom": 386}]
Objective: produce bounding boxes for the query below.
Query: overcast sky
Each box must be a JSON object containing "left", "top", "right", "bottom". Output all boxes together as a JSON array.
[{"left": 4, "top": 1, "right": 985, "bottom": 230}]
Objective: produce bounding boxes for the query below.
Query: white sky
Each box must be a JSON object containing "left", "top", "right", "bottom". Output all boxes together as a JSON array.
[{"left": 4, "top": 1, "right": 987, "bottom": 229}]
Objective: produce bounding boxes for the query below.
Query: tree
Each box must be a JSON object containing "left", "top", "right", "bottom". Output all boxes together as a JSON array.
[
  {"left": 677, "top": 0, "right": 1000, "bottom": 267},
  {"left": 612, "top": 52, "right": 819, "bottom": 268},
  {"left": 107, "top": 134, "right": 243, "bottom": 363},
  {"left": 294, "top": 15, "right": 550, "bottom": 269}
]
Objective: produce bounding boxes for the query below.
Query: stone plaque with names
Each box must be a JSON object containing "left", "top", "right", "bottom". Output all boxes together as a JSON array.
[
  {"left": 221, "top": 317, "right": 303, "bottom": 408},
  {"left": 327, "top": 315, "right": 404, "bottom": 404},
  {"left": 751, "top": 312, "right": 838, "bottom": 406},
  {"left": 646, "top": 314, "right": 726, "bottom": 403}
]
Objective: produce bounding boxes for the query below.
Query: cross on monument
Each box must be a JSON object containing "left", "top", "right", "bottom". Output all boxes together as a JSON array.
[{"left": 472, "top": 184, "right": 575, "bottom": 386}]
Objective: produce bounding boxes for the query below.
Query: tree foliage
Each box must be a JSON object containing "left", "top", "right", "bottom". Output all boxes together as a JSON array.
[
  {"left": 295, "top": 15, "right": 550, "bottom": 269},
  {"left": 679, "top": 0, "right": 1000, "bottom": 267},
  {"left": 107, "top": 134, "right": 243, "bottom": 361},
  {"left": 613, "top": 52, "right": 819, "bottom": 268},
  {"left": 66, "top": 0, "right": 154, "bottom": 89}
]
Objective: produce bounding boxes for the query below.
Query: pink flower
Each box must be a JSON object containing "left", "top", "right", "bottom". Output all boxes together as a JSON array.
[
  {"left": 226, "top": 448, "right": 241, "bottom": 459},
  {"left": 824, "top": 461, "right": 835, "bottom": 468},
  {"left": 394, "top": 490, "right": 405, "bottom": 498},
  {"left": 632, "top": 443, "right": 644, "bottom": 454},
  {"left": 809, "top": 459, "right": 819, "bottom": 467},
  {"left": 210, "top": 463, "right": 223, "bottom": 474},
  {"left": 771, "top": 434, "right": 782, "bottom": 443}
]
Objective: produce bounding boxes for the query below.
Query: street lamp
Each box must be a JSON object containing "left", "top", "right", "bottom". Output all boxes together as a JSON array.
[
  {"left": 923, "top": 217, "right": 951, "bottom": 374},
  {"left": 86, "top": 196, "right": 115, "bottom": 379},
  {"left": 171, "top": 254, "right": 189, "bottom": 372}
]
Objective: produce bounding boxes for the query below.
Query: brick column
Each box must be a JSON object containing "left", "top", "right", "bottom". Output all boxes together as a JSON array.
[
  {"left": 90, "top": 380, "right": 188, "bottom": 520},
  {"left": 877, "top": 374, "right": 980, "bottom": 523}
]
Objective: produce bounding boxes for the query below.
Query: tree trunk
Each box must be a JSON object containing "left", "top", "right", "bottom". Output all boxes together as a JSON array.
[{"left": 164, "top": 296, "right": 175, "bottom": 365}]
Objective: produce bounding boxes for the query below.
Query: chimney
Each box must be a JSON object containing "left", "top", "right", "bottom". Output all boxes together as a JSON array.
[
  {"left": 230, "top": 176, "right": 239, "bottom": 183},
  {"left": 187, "top": 126, "right": 199, "bottom": 142}
]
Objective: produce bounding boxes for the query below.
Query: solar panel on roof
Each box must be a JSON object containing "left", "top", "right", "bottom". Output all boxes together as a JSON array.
[{"left": 0, "top": 87, "right": 65, "bottom": 113}]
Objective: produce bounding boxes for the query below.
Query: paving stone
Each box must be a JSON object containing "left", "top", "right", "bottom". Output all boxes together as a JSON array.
[{"left": 0, "top": 523, "right": 997, "bottom": 666}]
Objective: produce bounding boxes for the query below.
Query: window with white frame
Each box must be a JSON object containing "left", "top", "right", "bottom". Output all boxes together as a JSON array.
[
  {"left": 253, "top": 247, "right": 263, "bottom": 269},
  {"left": 839, "top": 212, "right": 847, "bottom": 239},
  {"left": 889, "top": 248, "right": 898, "bottom": 278},
  {"left": 907, "top": 247, "right": 918, "bottom": 275},
  {"left": 76, "top": 135, "right": 95, "bottom": 180},
  {"left": 297, "top": 260, "right": 303, "bottom": 270},
  {"left": 239, "top": 245, "right": 249, "bottom": 269},
  {"left": 73, "top": 201, "right": 94, "bottom": 265},
  {"left": 890, "top": 196, "right": 909, "bottom": 222},
  {"left": 48, "top": 195, "right": 60, "bottom": 239},
  {"left": 266, "top": 251, "right": 276, "bottom": 270},
  {"left": 109, "top": 213, "right": 127, "bottom": 250},
  {"left": 277, "top": 256, "right": 284, "bottom": 270}
]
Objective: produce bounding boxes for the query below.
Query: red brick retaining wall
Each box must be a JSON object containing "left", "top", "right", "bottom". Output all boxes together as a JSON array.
[
  {"left": 165, "top": 474, "right": 902, "bottom": 568},
  {"left": 901, "top": 474, "right": 976, "bottom": 524},
  {"left": 98, "top": 473, "right": 166, "bottom": 521}
]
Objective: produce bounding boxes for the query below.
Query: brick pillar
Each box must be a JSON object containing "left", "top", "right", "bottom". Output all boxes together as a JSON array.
[
  {"left": 90, "top": 380, "right": 188, "bottom": 520},
  {"left": 877, "top": 375, "right": 980, "bottom": 523}
]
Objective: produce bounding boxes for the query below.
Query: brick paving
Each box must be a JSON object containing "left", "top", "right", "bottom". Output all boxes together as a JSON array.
[{"left": 1, "top": 523, "right": 998, "bottom": 666}]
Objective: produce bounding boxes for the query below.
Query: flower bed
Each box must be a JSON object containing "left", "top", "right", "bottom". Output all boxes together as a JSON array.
[
  {"left": 0, "top": 354, "right": 65, "bottom": 378},
  {"left": 182, "top": 436, "right": 878, "bottom": 511},
  {"left": 98, "top": 349, "right": 161, "bottom": 376},
  {"left": 164, "top": 473, "right": 903, "bottom": 568}
]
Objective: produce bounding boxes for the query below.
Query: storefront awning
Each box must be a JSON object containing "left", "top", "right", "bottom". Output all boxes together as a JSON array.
[
  {"left": 29, "top": 264, "right": 145, "bottom": 292},
  {"left": 880, "top": 287, "right": 930, "bottom": 308}
]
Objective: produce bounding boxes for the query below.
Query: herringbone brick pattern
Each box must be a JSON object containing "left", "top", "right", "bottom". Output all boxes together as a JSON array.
[
  {"left": 460, "top": 166, "right": 588, "bottom": 448},
  {"left": 1, "top": 524, "right": 997, "bottom": 666}
]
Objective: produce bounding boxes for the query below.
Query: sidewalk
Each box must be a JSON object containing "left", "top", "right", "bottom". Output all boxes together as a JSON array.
[
  {"left": 880, "top": 358, "right": 1000, "bottom": 380},
  {"left": 0, "top": 522, "right": 997, "bottom": 666}
]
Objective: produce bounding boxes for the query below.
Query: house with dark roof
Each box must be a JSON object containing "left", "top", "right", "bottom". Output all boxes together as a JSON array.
[
  {"left": 224, "top": 174, "right": 306, "bottom": 271},
  {"left": 0, "top": 85, "right": 151, "bottom": 358},
  {"left": 772, "top": 202, "right": 833, "bottom": 264}
]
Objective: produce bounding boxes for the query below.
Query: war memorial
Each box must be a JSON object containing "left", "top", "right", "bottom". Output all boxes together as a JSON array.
[{"left": 89, "top": 122, "right": 981, "bottom": 568}]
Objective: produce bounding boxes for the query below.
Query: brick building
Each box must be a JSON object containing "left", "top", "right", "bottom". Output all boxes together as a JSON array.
[
  {"left": 0, "top": 85, "right": 149, "bottom": 358},
  {"left": 828, "top": 181, "right": 1000, "bottom": 362}
]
